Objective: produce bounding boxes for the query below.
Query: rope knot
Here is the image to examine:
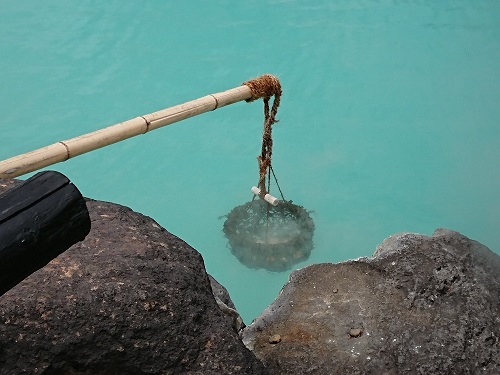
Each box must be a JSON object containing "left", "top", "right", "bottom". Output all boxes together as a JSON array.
[{"left": 243, "top": 74, "right": 282, "bottom": 102}]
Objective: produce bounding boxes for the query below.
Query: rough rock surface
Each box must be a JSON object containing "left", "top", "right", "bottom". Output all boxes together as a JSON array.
[
  {"left": 0, "top": 180, "right": 267, "bottom": 375},
  {"left": 241, "top": 229, "right": 500, "bottom": 374},
  {"left": 209, "top": 275, "right": 245, "bottom": 332}
]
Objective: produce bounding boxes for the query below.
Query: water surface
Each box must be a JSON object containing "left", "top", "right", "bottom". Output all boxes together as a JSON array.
[{"left": 1, "top": 1, "right": 499, "bottom": 322}]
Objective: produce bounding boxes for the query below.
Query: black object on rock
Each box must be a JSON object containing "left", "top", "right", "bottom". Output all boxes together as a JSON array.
[
  {"left": 223, "top": 199, "right": 314, "bottom": 272},
  {"left": 0, "top": 171, "right": 90, "bottom": 296}
]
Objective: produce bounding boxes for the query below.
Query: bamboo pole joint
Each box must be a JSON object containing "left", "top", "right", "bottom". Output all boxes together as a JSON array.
[{"left": 0, "top": 74, "right": 281, "bottom": 179}]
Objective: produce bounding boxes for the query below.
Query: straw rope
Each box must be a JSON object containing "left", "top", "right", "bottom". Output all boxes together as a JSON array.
[
  {"left": 242, "top": 74, "right": 282, "bottom": 196},
  {"left": 243, "top": 74, "right": 282, "bottom": 102}
]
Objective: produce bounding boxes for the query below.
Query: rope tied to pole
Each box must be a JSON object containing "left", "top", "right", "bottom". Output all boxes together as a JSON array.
[
  {"left": 243, "top": 74, "right": 282, "bottom": 103},
  {"left": 224, "top": 74, "right": 315, "bottom": 271},
  {"left": 242, "top": 74, "right": 282, "bottom": 197}
]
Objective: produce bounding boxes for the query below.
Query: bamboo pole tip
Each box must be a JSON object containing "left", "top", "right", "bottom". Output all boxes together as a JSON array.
[{"left": 242, "top": 74, "right": 282, "bottom": 102}]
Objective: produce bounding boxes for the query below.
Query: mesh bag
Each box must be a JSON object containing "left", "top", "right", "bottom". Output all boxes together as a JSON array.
[{"left": 223, "top": 199, "right": 314, "bottom": 272}]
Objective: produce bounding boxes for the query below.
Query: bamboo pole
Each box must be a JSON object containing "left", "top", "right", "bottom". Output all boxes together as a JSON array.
[{"left": 0, "top": 84, "right": 253, "bottom": 179}]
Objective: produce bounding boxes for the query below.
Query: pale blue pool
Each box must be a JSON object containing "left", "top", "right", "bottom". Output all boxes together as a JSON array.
[{"left": 1, "top": 1, "right": 499, "bottom": 322}]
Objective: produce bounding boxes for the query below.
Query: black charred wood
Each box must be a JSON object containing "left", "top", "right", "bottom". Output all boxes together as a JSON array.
[{"left": 0, "top": 171, "right": 90, "bottom": 296}]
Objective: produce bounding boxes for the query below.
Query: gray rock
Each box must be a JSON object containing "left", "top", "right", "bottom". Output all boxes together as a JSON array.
[
  {"left": 241, "top": 229, "right": 500, "bottom": 374},
  {"left": 209, "top": 274, "right": 245, "bottom": 332},
  {"left": 0, "top": 180, "right": 267, "bottom": 375}
]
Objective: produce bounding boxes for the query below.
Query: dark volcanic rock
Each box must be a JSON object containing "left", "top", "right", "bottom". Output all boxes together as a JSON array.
[
  {"left": 241, "top": 229, "right": 500, "bottom": 374},
  {"left": 0, "top": 180, "right": 267, "bottom": 375}
]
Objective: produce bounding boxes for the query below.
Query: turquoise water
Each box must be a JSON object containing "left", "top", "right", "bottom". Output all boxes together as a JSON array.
[{"left": 1, "top": 1, "right": 499, "bottom": 323}]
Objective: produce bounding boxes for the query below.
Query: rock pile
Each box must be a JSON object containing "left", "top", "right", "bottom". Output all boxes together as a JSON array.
[
  {"left": 2, "top": 178, "right": 499, "bottom": 374},
  {"left": 0, "top": 180, "right": 266, "bottom": 375}
]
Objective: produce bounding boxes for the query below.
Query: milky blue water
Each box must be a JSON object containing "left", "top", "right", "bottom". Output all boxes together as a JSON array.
[{"left": 1, "top": 1, "right": 499, "bottom": 323}]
